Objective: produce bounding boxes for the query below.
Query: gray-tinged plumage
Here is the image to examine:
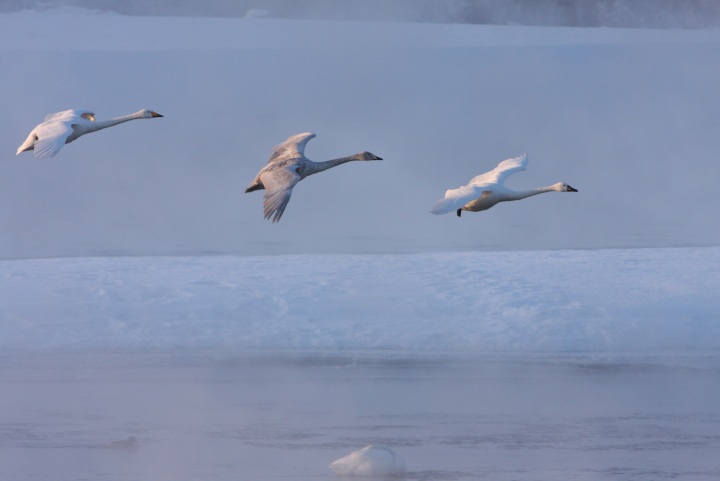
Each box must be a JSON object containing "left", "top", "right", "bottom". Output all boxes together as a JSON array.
[{"left": 245, "top": 132, "right": 382, "bottom": 222}]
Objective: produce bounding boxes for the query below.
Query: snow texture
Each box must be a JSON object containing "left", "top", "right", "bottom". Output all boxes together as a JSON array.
[{"left": 1, "top": 247, "right": 718, "bottom": 352}]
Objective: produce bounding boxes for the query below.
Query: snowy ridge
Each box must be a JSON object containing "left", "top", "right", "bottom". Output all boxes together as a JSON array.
[{"left": 2, "top": 247, "right": 718, "bottom": 351}]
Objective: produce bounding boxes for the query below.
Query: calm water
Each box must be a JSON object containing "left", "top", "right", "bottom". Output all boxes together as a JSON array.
[{"left": 1, "top": 350, "right": 719, "bottom": 480}]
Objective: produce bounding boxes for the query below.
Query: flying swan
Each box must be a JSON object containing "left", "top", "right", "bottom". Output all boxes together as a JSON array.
[
  {"left": 17, "top": 108, "right": 163, "bottom": 159},
  {"left": 430, "top": 154, "right": 578, "bottom": 217},
  {"left": 245, "top": 132, "right": 382, "bottom": 222}
]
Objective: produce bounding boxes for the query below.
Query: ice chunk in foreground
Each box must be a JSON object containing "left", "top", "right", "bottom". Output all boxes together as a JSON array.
[{"left": 330, "top": 445, "right": 406, "bottom": 476}]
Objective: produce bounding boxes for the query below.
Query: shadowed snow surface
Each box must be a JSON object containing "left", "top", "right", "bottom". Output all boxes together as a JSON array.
[{"left": 1, "top": 247, "right": 718, "bottom": 352}]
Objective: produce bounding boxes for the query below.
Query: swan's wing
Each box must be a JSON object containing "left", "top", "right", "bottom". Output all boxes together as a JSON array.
[
  {"left": 31, "top": 119, "right": 76, "bottom": 159},
  {"left": 17, "top": 110, "right": 92, "bottom": 158},
  {"left": 260, "top": 164, "right": 301, "bottom": 222},
  {"left": 267, "top": 132, "right": 316, "bottom": 164},
  {"left": 42, "top": 110, "right": 93, "bottom": 123},
  {"left": 468, "top": 154, "right": 528, "bottom": 187},
  {"left": 430, "top": 184, "right": 484, "bottom": 215}
]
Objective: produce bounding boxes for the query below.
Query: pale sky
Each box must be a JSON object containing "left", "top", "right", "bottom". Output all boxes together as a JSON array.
[{"left": 2, "top": 11, "right": 719, "bottom": 258}]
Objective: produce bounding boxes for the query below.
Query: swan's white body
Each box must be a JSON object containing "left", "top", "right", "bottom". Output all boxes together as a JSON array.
[
  {"left": 17, "top": 108, "right": 163, "bottom": 159},
  {"left": 329, "top": 445, "right": 406, "bottom": 477},
  {"left": 430, "top": 154, "right": 578, "bottom": 217},
  {"left": 245, "top": 132, "right": 382, "bottom": 223}
]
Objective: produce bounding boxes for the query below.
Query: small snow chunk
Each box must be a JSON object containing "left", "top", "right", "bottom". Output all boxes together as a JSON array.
[{"left": 330, "top": 445, "right": 406, "bottom": 477}]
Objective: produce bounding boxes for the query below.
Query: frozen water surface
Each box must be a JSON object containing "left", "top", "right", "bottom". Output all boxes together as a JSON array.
[{"left": 1, "top": 350, "right": 720, "bottom": 481}]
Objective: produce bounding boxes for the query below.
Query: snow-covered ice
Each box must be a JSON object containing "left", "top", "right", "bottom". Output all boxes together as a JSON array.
[{"left": 1, "top": 247, "right": 718, "bottom": 351}]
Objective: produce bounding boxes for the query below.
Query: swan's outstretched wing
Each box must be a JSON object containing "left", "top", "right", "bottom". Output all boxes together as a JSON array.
[
  {"left": 267, "top": 132, "right": 316, "bottom": 164},
  {"left": 18, "top": 110, "right": 93, "bottom": 159},
  {"left": 260, "top": 165, "right": 301, "bottom": 222},
  {"left": 468, "top": 154, "right": 528, "bottom": 187},
  {"left": 21, "top": 119, "right": 78, "bottom": 159},
  {"left": 31, "top": 121, "right": 75, "bottom": 159},
  {"left": 42, "top": 110, "right": 93, "bottom": 123},
  {"left": 430, "top": 184, "right": 485, "bottom": 215}
]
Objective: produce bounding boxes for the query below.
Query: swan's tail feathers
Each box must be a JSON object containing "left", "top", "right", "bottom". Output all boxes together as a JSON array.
[
  {"left": 430, "top": 185, "right": 470, "bottom": 215},
  {"left": 430, "top": 197, "right": 459, "bottom": 215},
  {"left": 431, "top": 184, "right": 479, "bottom": 215}
]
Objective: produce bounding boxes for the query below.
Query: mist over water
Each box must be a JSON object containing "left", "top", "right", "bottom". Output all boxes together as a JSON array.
[
  {"left": 2, "top": 350, "right": 719, "bottom": 481},
  {"left": 3, "top": 0, "right": 720, "bottom": 28}
]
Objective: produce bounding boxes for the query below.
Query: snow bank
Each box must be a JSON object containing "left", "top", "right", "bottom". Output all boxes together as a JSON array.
[{"left": 1, "top": 247, "right": 718, "bottom": 352}]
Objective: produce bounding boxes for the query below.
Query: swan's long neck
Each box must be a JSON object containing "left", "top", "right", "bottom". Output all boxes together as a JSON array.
[
  {"left": 303, "top": 155, "right": 359, "bottom": 178},
  {"left": 87, "top": 112, "right": 144, "bottom": 133},
  {"left": 507, "top": 185, "right": 556, "bottom": 201}
]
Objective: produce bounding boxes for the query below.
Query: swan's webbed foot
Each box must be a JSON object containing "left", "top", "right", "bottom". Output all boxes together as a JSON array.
[{"left": 456, "top": 209, "right": 462, "bottom": 217}]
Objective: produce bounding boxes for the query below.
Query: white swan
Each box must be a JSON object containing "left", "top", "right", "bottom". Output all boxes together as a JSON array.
[
  {"left": 329, "top": 445, "right": 406, "bottom": 477},
  {"left": 245, "top": 132, "right": 382, "bottom": 223},
  {"left": 430, "top": 154, "right": 578, "bottom": 217},
  {"left": 17, "top": 108, "right": 163, "bottom": 159}
]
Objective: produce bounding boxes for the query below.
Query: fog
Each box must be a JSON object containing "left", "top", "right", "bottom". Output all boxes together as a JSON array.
[
  {"left": 1, "top": 12, "right": 720, "bottom": 258},
  {"left": 2, "top": 350, "right": 719, "bottom": 481},
  {"left": 4, "top": 0, "right": 720, "bottom": 28}
]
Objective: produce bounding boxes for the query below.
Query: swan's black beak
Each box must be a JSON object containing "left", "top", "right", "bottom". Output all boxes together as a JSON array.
[
  {"left": 567, "top": 185, "right": 578, "bottom": 192},
  {"left": 151, "top": 111, "right": 164, "bottom": 118}
]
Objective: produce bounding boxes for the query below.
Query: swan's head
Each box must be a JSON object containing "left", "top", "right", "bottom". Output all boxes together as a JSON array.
[
  {"left": 356, "top": 151, "right": 383, "bottom": 161},
  {"left": 555, "top": 182, "right": 578, "bottom": 192},
  {"left": 139, "top": 109, "right": 164, "bottom": 119}
]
